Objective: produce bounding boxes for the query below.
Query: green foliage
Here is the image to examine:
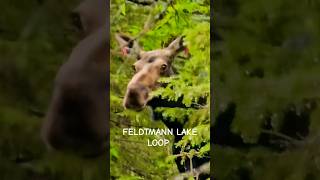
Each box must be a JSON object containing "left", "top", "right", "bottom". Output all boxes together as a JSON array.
[
  {"left": 0, "top": 0, "right": 107, "bottom": 179},
  {"left": 111, "top": 0, "right": 210, "bottom": 178},
  {"left": 215, "top": 0, "right": 320, "bottom": 179}
]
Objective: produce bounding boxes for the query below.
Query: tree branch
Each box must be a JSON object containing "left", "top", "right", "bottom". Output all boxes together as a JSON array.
[
  {"left": 173, "top": 162, "right": 210, "bottom": 180},
  {"left": 127, "top": 0, "right": 156, "bottom": 6},
  {"left": 133, "top": 0, "right": 174, "bottom": 41},
  {"left": 261, "top": 129, "right": 302, "bottom": 146}
]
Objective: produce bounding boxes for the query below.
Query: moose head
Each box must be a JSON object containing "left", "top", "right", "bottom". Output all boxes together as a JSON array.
[
  {"left": 41, "top": 0, "right": 108, "bottom": 156},
  {"left": 115, "top": 33, "right": 186, "bottom": 111}
]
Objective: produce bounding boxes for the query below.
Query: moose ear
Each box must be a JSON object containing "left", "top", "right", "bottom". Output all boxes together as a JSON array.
[
  {"left": 115, "top": 33, "right": 143, "bottom": 58},
  {"left": 72, "top": 0, "right": 105, "bottom": 35},
  {"left": 167, "top": 36, "right": 186, "bottom": 56}
]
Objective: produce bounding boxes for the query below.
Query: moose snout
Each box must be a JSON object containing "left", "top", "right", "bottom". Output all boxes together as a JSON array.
[{"left": 123, "top": 83, "right": 149, "bottom": 111}]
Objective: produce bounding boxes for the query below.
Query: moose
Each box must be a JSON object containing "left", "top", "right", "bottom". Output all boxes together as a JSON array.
[
  {"left": 41, "top": 0, "right": 209, "bottom": 177},
  {"left": 115, "top": 33, "right": 185, "bottom": 111},
  {"left": 115, "top": 34, "right": 210, "bottom": 177},
  {"left": 41, "top": 0, "right": 108, "bottom": 155}
]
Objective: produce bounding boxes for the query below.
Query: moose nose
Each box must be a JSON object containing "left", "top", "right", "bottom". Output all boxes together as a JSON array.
[
  {"left": 124, "top": 102, "right": 145, "bottom": 111},
  {"left": 123, "top": 83, "right": 148, "bottom": 111}
]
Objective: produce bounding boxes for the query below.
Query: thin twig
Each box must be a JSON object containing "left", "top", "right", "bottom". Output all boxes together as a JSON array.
[
  {"left": 127, "top": 0, "right": 155, "bottom": 6},
  {"left": 173, "top": 162, "right": 210, "bottom": 180},
  {"left": 133, "top": 0, "right": 174, "bottom": 41},
  {"left": 260, "top": 129, "right": 301, "bottom": 144}
]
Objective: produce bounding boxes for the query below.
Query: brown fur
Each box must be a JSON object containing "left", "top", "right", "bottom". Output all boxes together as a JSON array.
[
  {"left": 116, "top": 35, "right": 185, "bottom": 110},
  {"left": 41, "top": 0, "right": 108, "bottom": 155},
  {"left": 41, "top": 0, "right": 183, "bottom": 154}
]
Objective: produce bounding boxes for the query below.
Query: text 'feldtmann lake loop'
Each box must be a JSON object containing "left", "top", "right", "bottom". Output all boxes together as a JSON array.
[{"left": 122, "top": 128, "right": 197, "bottom": 136}]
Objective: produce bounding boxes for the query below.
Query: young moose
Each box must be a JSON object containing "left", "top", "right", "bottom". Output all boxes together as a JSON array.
[
  {"left": 41, "top": 0, "right": 108, "bottom": 155},
  {"left": 115, "top": 33, "right": 185, "bottom": 110},
  {"left": 117, "top": 34, "right": 210, "bottom": 176}
]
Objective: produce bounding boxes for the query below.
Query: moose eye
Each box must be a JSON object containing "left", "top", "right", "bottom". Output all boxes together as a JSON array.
[
  {"left": 161, "top": 64, "right": 167, "bottom": 71},
  {"left": 70, "top": 12, "right": 83, "bottom": 31}
]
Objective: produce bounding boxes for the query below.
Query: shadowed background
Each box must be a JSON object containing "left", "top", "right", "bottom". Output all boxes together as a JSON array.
[
  {"left": 0, "top": 0, "right": 107, "bottom": 179},
  {"left": 213, "top": 0, "right": 320, "bottom": 179}
]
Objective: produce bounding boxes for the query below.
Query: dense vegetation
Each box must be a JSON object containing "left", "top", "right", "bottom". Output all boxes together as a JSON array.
[
  {"left": 0, "top": 0, "right": 210, "bottom": 179},
  {"left": 2, "top": 0, "right": 319, "bottom": 179},
  {"left": 110, "top": 0, "right": 210, "bottom": 179},
  {"left": 214, "top": 0, "right": 320, "bottom": 179},
  {"left": 0, "top": 0, "right": 107, "bottom": 179}
]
